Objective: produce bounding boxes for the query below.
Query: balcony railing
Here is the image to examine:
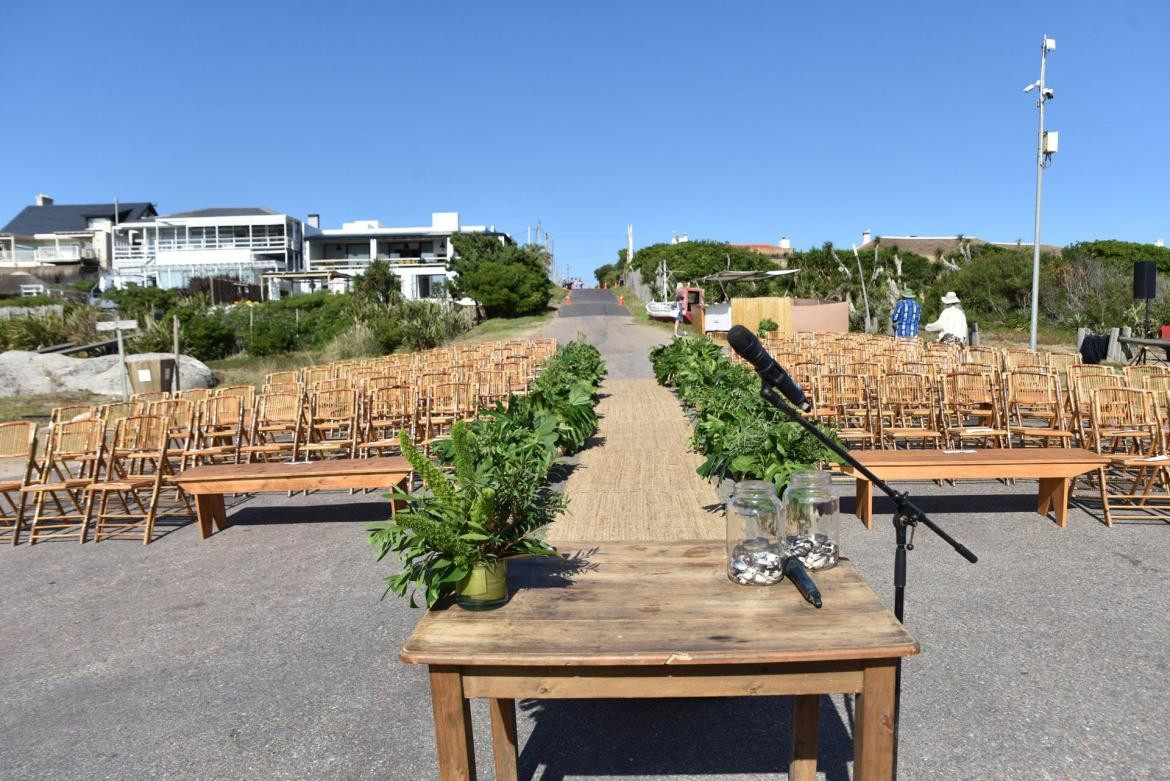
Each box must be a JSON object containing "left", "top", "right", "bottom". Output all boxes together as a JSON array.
[
  {"left": 113, "top": 235, "right": 291, "bottom": 261},
  {"left": 0, "top": 247, "right": 96, "bottom": 265},
  {"left": 310, "top": 255, "right": 450, "bottom": 270}
]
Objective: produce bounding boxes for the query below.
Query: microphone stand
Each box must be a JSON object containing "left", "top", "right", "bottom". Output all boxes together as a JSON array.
[{"left": 758, "top": 383, "right": 977, "bottom": 779}]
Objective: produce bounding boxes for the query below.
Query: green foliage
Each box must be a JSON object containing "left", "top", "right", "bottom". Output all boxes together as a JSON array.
[
  {"left": 756, "top": 318, "right": 779, "bottom": 337},
  {"left": 593, "top": 262, "right": 622, "bottom": 287},
  {"left": 395, "top": 300, "right": 468, "bottom": 352},
  {"left": 0, "top": 306, "right": 99, "bottom": 351},
  {"left": 369, "top": 340, "right": 605, "bottom": 607},
  {"left": 509, "top": 341, "right": 606, "bottom": 454},
  {"left": 630, "top": 241, "right": 778, "bottom": 298},
  {"left": 449, "top": 235, "right": 555, "bottom": 318},
  {"left": 649, "top": 337, "right": 841, "bottom": 494},
  {"left": 104, "top": 286, "right": 181, "bottom": 323},
  {"left": 370, "top": 417, "right": 564, "bottom": 606},
  {"left": 0, "top": 295, "right": 59, "bottom": 308},
  {"left": 354, "top": 259, "right": 402, "bottom": 305}
]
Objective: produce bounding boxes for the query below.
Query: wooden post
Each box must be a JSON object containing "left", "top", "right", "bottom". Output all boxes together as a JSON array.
[
  {"left": 172, "top": 315, "right": 181, "bottom": 391},
  {"left": 116, "top": 327, "right": 129, "bottom": 401}
]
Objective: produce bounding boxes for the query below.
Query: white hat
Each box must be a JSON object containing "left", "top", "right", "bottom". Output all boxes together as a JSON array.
[{"left": 941, "top": 291, "right": 961, "bottom": 305}]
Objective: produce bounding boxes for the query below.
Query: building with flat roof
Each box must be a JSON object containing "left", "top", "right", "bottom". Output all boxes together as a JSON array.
[
  {"left": 111, "top": 207, "right": 304, "bottom": 293},
  {"left": 0, "top": 194, "right": 156, "bottom": 276},
  {"left": 302, "top": 211, "right": 510, "bottom": 300}
]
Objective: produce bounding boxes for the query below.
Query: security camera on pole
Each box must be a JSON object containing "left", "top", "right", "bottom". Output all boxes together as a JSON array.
[{"left": 1023, "top": 35, "right": 1058, "bottom": 351}]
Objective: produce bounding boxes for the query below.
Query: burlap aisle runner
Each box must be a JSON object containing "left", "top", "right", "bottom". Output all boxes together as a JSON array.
[{"left": 548, "top": 378, "right": 722, "bottom": 541}]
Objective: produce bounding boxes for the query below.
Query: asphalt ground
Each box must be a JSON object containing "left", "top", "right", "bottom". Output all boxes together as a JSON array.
[
  {"left": 1, "top": 300, "right": 1167, "bottom": 780},
  {"left": 557, "top": 288, "right": 631, "bottom": 319}
]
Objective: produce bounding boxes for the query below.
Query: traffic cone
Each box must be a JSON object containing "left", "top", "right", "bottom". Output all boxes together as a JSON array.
[
  {"left": 565, "top": 294, "right": 571, "bottom": 305},
  {"left": 619, "top": 295, "right": 624, "bottom": 306}
]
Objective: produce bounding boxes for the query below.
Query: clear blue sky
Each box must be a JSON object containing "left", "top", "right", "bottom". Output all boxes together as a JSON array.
[{"left": 2, "top": 0, "right": 1167, "bottom": 281}]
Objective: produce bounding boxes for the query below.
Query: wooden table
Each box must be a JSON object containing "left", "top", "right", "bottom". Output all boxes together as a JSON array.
[
  {"left": 400, "top": 540, "right": 918, "bottom": 781},
  {"left": 837, "top": 448, "right": 1109, "bottom": 529},
  {"left": 174, "top": 457, "right": 411, "bottom": 539}
]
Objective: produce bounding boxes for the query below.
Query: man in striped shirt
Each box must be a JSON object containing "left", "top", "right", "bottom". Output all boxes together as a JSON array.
[{"left": 891, "top": 288, "right": 921, "bottom": 339}]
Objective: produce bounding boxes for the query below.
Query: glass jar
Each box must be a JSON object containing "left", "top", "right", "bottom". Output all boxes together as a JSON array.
[
  {"left": 782, "top": 469, "right": 840, "bottom": 571},
  {"left": 726, "top": 480, "right": 785, "bottom": 585}
]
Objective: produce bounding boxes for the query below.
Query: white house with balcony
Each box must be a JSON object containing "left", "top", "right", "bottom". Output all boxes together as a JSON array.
[
  {"left": 110, "top": 207, "right": 304, "bottom": 293},
  {"left": 301, "top": 211, "right": 510, "bottom": 300},
  {"left": 0, "top": 194, "right": 157, "bottom": 277}
]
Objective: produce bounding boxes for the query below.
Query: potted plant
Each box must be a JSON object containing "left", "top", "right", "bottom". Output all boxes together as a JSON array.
[{"left": 369, "top": 415, "right": 565, "bottom": 610}]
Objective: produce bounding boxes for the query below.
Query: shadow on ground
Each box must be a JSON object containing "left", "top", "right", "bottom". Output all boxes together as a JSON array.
[{"left": 519, "top": 696, "right": 854, "bottom": 781}]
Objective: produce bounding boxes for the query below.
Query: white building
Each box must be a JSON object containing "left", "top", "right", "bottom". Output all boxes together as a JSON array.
[
  {"left": 0, "top": 194, "right": 157, "bottom": 275},
  {"left": 302, "top": 211, "right": 510, "bottom": 300},
  {"left": 111, "top": 207, "right": 304, "bottom": 292}
]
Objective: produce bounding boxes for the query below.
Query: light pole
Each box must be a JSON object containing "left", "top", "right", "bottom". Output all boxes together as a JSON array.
[{"left": 1024, "top": 35, "right": 1058, "bottom": 351}]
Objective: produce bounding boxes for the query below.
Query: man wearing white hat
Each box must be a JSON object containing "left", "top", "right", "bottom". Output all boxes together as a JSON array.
[{"left": 924, "top": 291, "right": 968, "bottom": 346}]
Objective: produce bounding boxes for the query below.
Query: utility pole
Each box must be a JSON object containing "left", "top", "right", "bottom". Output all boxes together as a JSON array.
[{"left": 1024, "top": 36, "right": 1058, "bottom": 351}]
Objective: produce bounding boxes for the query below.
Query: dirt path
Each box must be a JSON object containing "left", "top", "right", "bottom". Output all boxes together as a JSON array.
[{"left": 539, "top": 291, "right": 722, "bottom": 541}]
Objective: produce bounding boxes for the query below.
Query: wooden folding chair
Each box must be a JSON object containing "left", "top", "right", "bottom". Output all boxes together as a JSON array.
[
  {"left": 23, "top": 419, "right": 105, "bottom": 544},
  {"left": 940, "top": 371, "right": 1011, "bottom": 449},
  {"left": 1076, "top": 387, "right": 1170, "bottom": 526},
  {"left": 360, "top": 386, "right": 417, "bottom": 457},
  {"left": 240, "top": 392, "right": 303, "bottom": 463},
  {"left": 183, "top": 395, "right": 245, "bottom": 468},
  {"left": 85, "top": 415, "right": 175, "bottom": 544},
  {"left": 1004, "top": 370, "right": 1073, "bottom": 448},
  {"left": 302, "top": 388, "right": 360, "bottom": 460},
  {"left": 876, "top": 373, "right": 944, "bottom": 450},
  {"left": 814, "top": 374, "right": 877, "bottom": 449},
  {"left": 0, "top": 422, "right": 38, "bottom": 545},
  {"left": 265, "top": 370, "right": 299, "bottom": 386}
]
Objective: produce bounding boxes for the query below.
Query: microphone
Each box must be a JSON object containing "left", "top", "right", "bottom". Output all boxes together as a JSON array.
[
  {"left": 784, "top": 557, "right": 823, "bottom": 608},
  {"left": 726, "top": 325, "right": 812, "bottom": 412}
]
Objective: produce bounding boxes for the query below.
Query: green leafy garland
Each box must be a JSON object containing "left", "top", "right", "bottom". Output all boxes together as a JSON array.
[{"left": 649, "top": 337, "right": 842, "bottom": 493}]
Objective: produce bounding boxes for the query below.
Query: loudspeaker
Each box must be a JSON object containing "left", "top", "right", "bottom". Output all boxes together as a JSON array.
[{"left": 1134, "top": 261, "right": 1157, "bottom": 300}]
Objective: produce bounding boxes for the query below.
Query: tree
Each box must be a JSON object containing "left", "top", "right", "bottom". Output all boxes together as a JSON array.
[
  {"left": 449, "top": 235, "right": 554, "bottom": 318},
  {"left": 355, "top": 259, "right": 402, "bottom": 305}
]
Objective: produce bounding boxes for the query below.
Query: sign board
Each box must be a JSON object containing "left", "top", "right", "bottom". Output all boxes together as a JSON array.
[{"left": 96, "top": 320, "right": 138, "bottom": 332}]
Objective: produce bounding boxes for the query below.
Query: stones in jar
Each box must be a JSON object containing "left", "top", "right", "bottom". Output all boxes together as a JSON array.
[
  {"left": 785, "top": 533, "right": 839, "bottom": 571},
  {"left": 727, "top": 538, "right": 785, "bottom": 585}
]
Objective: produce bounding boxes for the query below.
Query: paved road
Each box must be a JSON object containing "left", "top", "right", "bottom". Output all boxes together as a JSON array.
[
  {"left": 556, "top": 288, "right": 630, "bottom": 318},
  {"left": 1, "top": 313, "right": 1168, "bottom": 780}
]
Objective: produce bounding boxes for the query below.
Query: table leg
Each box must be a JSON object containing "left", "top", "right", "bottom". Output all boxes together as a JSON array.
[
  {"left": 429, "top": 666, "right": 476, "bottom": 781},
  {"left": 1037, "top": 477, "right": 1069, "bottom": 527},
  {"left": 789, "top": 694, "right": 820, "bottom": 781},
  {"left": 489, "top": 697, "right": 519, "bottom": 781},
  {"left": 853, "top": 661, "right": 897, "bottom": 781},
  {"left": 856, "top": 478, "right": 873, "bottom": 529}
]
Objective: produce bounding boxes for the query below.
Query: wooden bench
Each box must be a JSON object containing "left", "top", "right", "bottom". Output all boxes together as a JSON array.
[
  {"left": 174, "top": 457, "right": 411, "bottom": 539},
  {"left": 837, "top": 448, "right": 1110, "bottom": 529}
]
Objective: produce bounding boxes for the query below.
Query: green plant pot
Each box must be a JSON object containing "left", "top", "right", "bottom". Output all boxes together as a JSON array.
[{"left": 456, "top": 560, "right": 509, "bottom": 610}]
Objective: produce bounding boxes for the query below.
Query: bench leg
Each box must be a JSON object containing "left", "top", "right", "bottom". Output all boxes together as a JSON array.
[
  {"left": 856, "top": 478, "right": 873, "bottom": 529},
  {"left": 1037, "top": 477, "right": 1069, "bottom": 528}
]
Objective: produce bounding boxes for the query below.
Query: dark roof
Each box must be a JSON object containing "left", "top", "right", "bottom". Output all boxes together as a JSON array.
[
  {"left": 2, "top": 202, "right": 156, "bottom": 235},
  {"left": 162, "top": 207, "right": 280, "bottom": 219}
]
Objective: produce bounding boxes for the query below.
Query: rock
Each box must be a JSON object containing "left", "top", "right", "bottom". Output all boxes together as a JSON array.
[{"left": 0, "top": 351, "right": 214, "bottom": 397}]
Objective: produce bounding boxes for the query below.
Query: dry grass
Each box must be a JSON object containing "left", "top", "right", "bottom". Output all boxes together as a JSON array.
[{"left": 0, "top": 391, "right": 115, "bottom": 424}]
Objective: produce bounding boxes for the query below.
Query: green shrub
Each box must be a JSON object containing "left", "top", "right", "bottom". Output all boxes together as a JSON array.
[{"left": 396, "top": 300, "right": 467, "bottom": 351}]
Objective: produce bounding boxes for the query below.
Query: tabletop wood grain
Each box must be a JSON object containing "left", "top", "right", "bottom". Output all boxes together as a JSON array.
[{"left": 400, "top": 540, "right": 918, "bottom": 667}]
